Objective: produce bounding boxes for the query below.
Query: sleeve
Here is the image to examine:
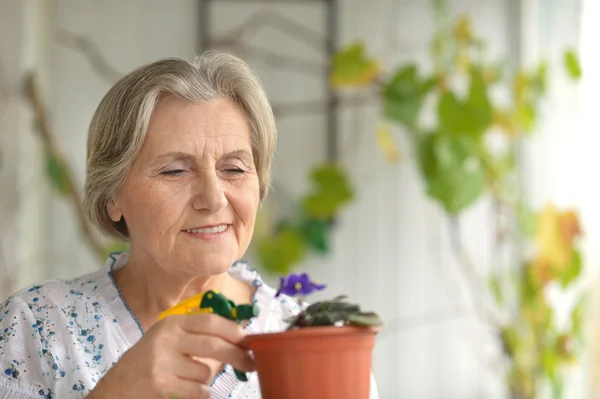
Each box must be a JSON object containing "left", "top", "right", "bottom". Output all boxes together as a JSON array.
[{"left": 0, "top": 296, "right": 55, "bottom": 399}]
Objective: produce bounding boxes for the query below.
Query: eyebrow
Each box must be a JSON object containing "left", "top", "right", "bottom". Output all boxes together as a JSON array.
[{"left": 155, "top": 149, "right": 253, "bottom": 161}]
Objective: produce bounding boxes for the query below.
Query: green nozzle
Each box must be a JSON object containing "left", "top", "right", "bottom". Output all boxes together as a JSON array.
[{"left": 235, "top": 304, "right": 259, "bottom": 321}]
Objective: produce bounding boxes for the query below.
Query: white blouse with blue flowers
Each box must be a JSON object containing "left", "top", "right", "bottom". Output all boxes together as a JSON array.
[{"left": 0, "top": 252, "right": 379, "bottom": 399}]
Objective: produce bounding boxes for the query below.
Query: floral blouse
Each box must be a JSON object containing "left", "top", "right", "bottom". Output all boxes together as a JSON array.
[{"left": 0, "top": 252, "right": 379, "bottom": 398}]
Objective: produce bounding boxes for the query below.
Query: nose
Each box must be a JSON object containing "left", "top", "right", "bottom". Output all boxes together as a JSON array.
[{"left": 191, "top": 170, "right": 228, "bottom": 213}]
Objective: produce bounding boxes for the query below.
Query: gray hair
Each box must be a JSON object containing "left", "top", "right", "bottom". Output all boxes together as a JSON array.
[{"left": 84, "top": 51, "right": 277, "bottom": 241}]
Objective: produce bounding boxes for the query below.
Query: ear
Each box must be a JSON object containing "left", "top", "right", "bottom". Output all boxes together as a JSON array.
[{"left": 107, "top": 198, "right": 123, "bottom": 222}]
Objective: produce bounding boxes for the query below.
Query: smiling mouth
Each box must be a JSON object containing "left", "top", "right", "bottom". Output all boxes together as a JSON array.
[{"left": 184, "top": 224, "right": 229, "bottom": 234}]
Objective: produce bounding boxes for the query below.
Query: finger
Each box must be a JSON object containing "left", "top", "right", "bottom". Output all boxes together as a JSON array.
[
  {"left": 179, "top": 313, "right": 247, "bottom": 345},
  {"left": 172, "top": 354, "right": 213, "bottom": 384},
  {"left": 177, "top": 334, "right": 255, "bottom": 372},
  {"left": 166, "top": 379, "right": 211, "bottom": 399}
]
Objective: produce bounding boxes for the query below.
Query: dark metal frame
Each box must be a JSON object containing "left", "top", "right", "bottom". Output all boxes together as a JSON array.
[{"left": 197, "top": 0, "right": 339, "bottom": 161}]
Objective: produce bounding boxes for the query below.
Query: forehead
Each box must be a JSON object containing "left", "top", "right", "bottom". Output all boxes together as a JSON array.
[{"left": 143, "top": 96, "right": 251, "bottom": 150}]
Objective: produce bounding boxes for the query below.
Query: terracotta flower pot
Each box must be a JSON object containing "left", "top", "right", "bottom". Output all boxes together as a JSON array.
[{"left": 244, "top": 325, "right": 379, "bottom": 399}]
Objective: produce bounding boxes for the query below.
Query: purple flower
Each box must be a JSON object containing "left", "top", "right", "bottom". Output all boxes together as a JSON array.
[{"left": 275, "top": 273, "right": 326, "bottom": 297}]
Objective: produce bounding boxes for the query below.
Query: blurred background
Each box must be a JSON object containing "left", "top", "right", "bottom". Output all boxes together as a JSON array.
[{"left": 0, "top": 0, "right": 599, "bottom": 398}]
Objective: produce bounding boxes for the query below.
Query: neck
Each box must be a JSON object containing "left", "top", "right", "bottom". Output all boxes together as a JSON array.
[{"left": 112, "top": 250, "right": 252, "bottom": 331}]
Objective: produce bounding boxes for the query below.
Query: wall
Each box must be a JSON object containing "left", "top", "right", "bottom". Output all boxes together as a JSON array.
[
  {"left": 0, "top": 0, "right": 50, "bottom": 295},
  {"left": 2, "top": 0, "right": 586, "bottom": 398},
  {"left": 45, "top": 0, "right": 200, "bottom": 279}
]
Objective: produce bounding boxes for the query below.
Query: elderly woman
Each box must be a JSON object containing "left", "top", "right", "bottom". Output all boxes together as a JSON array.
[{"left": 0, "top": 52, "right": 378, "bottom": 399}]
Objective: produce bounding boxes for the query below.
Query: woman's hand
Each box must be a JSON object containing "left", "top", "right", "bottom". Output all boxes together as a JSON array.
[{"left": 86, "top": 313, "right": 254, "bottom": 399}]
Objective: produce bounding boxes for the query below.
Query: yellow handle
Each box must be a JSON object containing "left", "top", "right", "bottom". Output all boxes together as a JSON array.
[
  {"left": 158, "top": 291, "right": 213, "bottom": 320},
  {"left": 159, "top": 307, "right": 213, "bottom": 320}
]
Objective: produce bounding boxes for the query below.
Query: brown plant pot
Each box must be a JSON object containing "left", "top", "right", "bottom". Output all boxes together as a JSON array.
[{"left": 244, "top": 325, "right": 379, "bottom": 399}]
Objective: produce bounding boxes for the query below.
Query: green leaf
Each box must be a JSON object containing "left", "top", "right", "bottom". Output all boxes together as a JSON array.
[
  {"left": 347, "top": 312, "right": 384, "bottom": 327},
  {"left": 542, "top": 345, "right": 558, "bottom": 380},
  {"left": 383, "top": 65, "right": 432, "bottom": 129},
  {"left": 516, "top": 102, "right": 536, "bottom": 133},
  {"left": 45, "top": 151, "right": 71, "bottom": 196},
  {"left": 305, "top": 300, "right": 359, "bottom": 315},
  {"left": 468, "top": 68, "right": 493, "bottom": 131},
  {"left": 309, "top": 313, "right": 337, "bottom": 326},
  {"left": 330, "top": 42, "right": 380, "bottom": 87},
  {"left": 303, "top": 163, "right": 353, "bottom": 220},
  {"left": 556, "top": 249, "right": 582, "bottom": 289},
  {"left": 519, "top": 265, "right": 540, "bottom": 303},
  {"left": 257, "top": 228, "right": 306, "bottom": 275},
  {"left": 438, "top": 68, "right": 492, "bottom": 138},
  {"left": 564, "top": 49, "right": 582, "bottom": 80},
  {"left": 438, "top": 93, "right": 464, "bottom": 133},
  {"left": 417, "top": 133, "right": 485, "bottom": 214},
  {"left": 303, "top": 195, "right": 340, "bottom": 220},
  {"left": 300, "top": 218, "right": 330, "bottom": 253},
  {"left": 500, "top": 326, "right": 520, "bottom": 356}
]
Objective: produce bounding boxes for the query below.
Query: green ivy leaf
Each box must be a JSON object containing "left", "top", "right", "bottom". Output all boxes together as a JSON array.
[
  {"left": 303, "top": 195, "right": 338, "bottom": 220},
  {"left": 383, "top": 65, "right": 433, "bottom": 129},
  {"left": 556, "top": 249, "right": 582, "bottom": 289},
  {"left": 542, "top": 344, "right": 559, "bottom": 380},
  {"left": 564, "top": 49, "right": 582, "bottom": 80},
  {"left": 417, "top": 133, "right": 485, "bottom": 214},
  {"left": 438, "top": 68, "right": 492, "bottom": 138},
  {"left": 257, "top": 228, "right": 306, "bottom": 275},
  {"left": 468, "top": 68, "right": 493, "bottom": 131},
  {"left": 330, "top": 42, "right": 380, "bottom": 88},
  {"left": 303, "top": 164, "right": 353, "bottom": 220},
  {"left": 437, "top": 93, "right": 464, "bottom": 133},
  {"left": 300, "top": 218, "right": 330, "bottom": 253},
  {"left": 500, "top": 326, "right": 520, "bottom": 357},
  {"left": 45, "top": 151, "right": 71, "bottom": 196},
  {"left": 519, "top": 265, "right": 540, "bottom": 303},
  {"left": 516, "top": 102, "right": 536, "bottom": 133}
]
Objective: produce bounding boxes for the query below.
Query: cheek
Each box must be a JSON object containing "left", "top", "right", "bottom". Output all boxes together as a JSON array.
[
  {"left": 230, "top": 179, "right": 260, "bottom": 228},
  {"left": 121, "top": 179, "right": 189, "bottom": 238}
]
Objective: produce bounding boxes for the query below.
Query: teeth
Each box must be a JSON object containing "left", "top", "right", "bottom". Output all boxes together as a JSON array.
[{"left": 186, "top": 225, "right": 228, "bottom": 234}]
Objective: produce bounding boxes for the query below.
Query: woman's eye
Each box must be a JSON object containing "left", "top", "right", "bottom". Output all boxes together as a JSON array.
[
  {"left": 161, "top": 169, "right": 185, "bottom": 176},
  {"left": 225, "top": 168, "right": 245, "bottom": 175}
]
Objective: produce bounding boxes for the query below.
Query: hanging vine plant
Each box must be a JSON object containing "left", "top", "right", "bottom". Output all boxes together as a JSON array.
[
  {"left": 327, "top": 2, "right": 584, "bottom": 397},
  {"left": 253, "top": 163, "right": 354, "bottom": 275}
]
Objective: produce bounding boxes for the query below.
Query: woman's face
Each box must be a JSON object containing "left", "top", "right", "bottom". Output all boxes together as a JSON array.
[{"left": 110, "top": 96, "right": 260, "bottom": 277}]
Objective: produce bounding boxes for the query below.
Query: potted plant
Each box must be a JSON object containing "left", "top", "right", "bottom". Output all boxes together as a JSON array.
[{"left": 244, "top": 273, "right": 383, "bottom": 399}]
